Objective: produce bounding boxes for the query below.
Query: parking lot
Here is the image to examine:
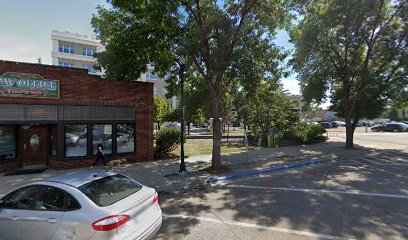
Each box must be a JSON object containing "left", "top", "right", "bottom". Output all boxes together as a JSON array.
[{"left": 156, "top": 139, "right": 408, "bottom": 240}]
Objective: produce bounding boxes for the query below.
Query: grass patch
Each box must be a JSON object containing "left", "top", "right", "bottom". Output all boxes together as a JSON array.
[{"left": 169, "top": 141, "right": 262, "bottom": 157}]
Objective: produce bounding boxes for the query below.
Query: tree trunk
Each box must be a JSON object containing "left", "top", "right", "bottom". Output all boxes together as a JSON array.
[
  {"left": 157, "top": 123, "right": 160, "bottom": 130},
  {"left": 345, "top": 125, "right": 354, "bottom": 149},
  {"left": 345, "top": 116, "right": 354, "bottom": 149},
  {"left": 211, "top": 96, "right": 222, "bottom": 168}
]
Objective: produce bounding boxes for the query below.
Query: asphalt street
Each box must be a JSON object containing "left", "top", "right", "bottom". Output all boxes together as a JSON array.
[
  {"left": 329, "top": 130, "right": 408, "bottom": 148},
  {"left": 154, "top": 133, "right": 408, "bottom": 240}
]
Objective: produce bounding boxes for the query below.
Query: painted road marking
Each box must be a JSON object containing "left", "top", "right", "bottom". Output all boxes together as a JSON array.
[
  {"left": 359, "top": 157, "right": 408, "bottom": 166},
  {"left": 163, "top": 214, "right": 354, "bottom": 240},
  {"left": 223, "top": 185, "right": 408, "bottom": 199},
  {"left": 350, "top": 159, "right": 408, "bottom": 179}
]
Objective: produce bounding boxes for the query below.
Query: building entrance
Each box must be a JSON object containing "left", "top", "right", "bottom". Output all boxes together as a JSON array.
[{"left": 22, "top": 126, "right": 48, "bottom": 166}]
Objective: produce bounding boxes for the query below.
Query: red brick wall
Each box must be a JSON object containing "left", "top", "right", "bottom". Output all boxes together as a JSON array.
[{"left": 0, "top": 60, "right": 153, "bottom": 171}]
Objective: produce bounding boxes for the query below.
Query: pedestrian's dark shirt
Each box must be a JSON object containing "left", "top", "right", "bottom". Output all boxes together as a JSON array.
[{"left": 97, "top": 143, "right": 104, "bottom": 155}]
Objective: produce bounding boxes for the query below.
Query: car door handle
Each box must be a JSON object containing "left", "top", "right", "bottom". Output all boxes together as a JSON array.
[
  {"left": 11, "top": 216, "right": 19, "bottom": 221},
  {"left": 48, "top": 218, "right": 57, "bottom": 223}
]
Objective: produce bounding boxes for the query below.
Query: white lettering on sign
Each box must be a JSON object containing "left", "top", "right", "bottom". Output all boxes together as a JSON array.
[
  {"left": 10, "top": 79, "right": 57, "bottom": 90},
  {"left": 0, "top": 77, "right": 15, "bottom": 86}
]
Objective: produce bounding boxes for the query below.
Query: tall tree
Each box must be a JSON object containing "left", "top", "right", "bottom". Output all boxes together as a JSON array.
[
  {"left": 92, "top": 0, "right": 290, "bottom": 168},
  {"left": 153, "top": 96, "right": 172, "bottom": 130},
  {"left": 234, "top": 80, "right": 299, "bottom": 137},
  {"left": 165, "top": 72, "right": 212, "bottom": 134},
  {"left": 291, "top": 0, "right": 408, "bottom": 148}
]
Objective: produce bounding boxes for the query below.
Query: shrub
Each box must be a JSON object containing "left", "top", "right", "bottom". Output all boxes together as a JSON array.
[
  {"left": 283, "top": 122, "right": 327, "bottom": 144},
  {"left": 154, "top": 127, "right": 185, "bottom": 156}
]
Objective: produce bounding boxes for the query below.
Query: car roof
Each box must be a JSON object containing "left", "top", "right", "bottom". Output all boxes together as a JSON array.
[{"left": 45, "top": 169, "right": 117, "bottom": 188}]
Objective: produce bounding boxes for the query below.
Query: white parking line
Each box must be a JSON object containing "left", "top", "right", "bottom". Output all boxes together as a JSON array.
[
  {"left": 224, "top": 185, "right": 408, "bottom": 199},
  {"left": 370, "top": 155, "right": 407, "bottom": 164},
  {"left": 163, "top": 214, "right": 353, "bottom": 240},
  {"left": 359, "top": 157, "right": 408, "bottom": 166},
  {"left": 350, "top": 159, "right": 408, "bottom": 179}
]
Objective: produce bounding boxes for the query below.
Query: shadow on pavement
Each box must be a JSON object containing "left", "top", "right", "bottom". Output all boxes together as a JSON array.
[
  {"left": 157, "top": 140, "right": 408, "bottom": 239},
  {"left": 216, "top": 142, "right": 408, "bottom": 239}
]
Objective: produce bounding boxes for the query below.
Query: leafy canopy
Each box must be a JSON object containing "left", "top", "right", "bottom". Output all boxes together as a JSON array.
[
  {"left": 92, "top": 0, "right": 293, "bottom": 166},
  {"left": 291, "top": 0, "right": 407, "bottom": 120},
  {"left": 234, "top": 80, "right": 299, "bottom": 137},
  {"left": 153, "top": 96, "right": 172, "bottom": 126},
  {"left": 290, "top": 0, "right": 408, "bottom": 147}
]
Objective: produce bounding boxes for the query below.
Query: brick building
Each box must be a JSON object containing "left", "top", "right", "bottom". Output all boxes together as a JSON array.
[{"left": 0, "top": 60, "right": 153, "bottom": 173}]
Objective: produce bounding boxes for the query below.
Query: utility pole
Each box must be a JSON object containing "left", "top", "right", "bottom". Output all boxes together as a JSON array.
[{"left": 179, "top": 56, "right": 187, "bottom": 173}]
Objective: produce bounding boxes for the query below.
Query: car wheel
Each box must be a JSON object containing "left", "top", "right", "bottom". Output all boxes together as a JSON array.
[{"left": 393, "top": 129, "right": 398, "bottom": 132}]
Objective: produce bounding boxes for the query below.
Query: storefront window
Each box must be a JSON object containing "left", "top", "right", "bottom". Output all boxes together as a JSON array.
[
  {"left": 92, "top": 124, "right": 112, "bottom": 155},
  {"left": 65, "top": 125, "right": 87, "bottom": 157},
  {"left": 0, "top": 126, "right": 16, "bottom": 161},
  {"left": 117, "top": 124, "right": 135, "bottom": 153}
]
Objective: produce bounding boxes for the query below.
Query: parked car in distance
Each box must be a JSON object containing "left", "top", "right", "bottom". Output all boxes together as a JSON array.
[
  {"left": 0, "top": 170, "right": 162, "bottom": 240},
  {"left": 165, "top": 122, "right": 181, "bottom": 129},
  {"left": 330, "top": 122, "right": 339, "bottom": 128},
  {"left": 360, "top": 120, "right": 375, "bottom": 127},
  {"left": 371, "top": 123, "right": 408, "bottom": 132},
  {"left": 332, "top": 121, "right": 346, "bottom": 127},
  {"left": 319, "top": 122, "right": 333, "bottom": 128}
]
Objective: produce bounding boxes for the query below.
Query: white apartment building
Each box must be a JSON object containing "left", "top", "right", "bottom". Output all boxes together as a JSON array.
[
  {"left": 51, "top": 30, "right": 104, "bottom": 75},
  {"left": 51, "top": 30, "right": 176, "bottom": 108}
]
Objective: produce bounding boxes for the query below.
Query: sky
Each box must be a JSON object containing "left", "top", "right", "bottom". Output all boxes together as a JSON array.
[{"left": 0, "top": 0, "right": 301, "bottom": 96}]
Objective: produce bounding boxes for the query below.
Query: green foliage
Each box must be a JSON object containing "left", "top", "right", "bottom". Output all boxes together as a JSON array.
[
  {"left": 153, "top": 96, "right": 171, "bottom": 128},
  {"left": 290, "top": 0, "right": 408, "bottom": 148},
  {"left": 92, "top": 0, "right": 292, "bottom": 167},
  {"left": 283, "top": 122, "right": 327, "bottom": 144},
  {"left": 388, "top": 107, "right": 403, "bottom": 121},
  {"left": 234, "top": 80, "right": 300, "bottom": 137},
  {"left": 154, "top": 127, "right": 185, "bottom": 156}
]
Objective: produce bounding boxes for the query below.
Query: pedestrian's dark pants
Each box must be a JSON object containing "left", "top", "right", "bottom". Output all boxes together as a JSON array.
[{"left": 92, "top": 154, "right": 106, "bottom": 166}]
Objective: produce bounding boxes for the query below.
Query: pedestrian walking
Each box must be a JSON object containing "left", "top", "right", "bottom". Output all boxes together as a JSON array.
[{"left": 91, "top": 138, "right": 106, "bottom": 167}]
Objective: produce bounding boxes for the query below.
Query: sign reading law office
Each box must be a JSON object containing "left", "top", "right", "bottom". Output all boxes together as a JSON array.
[{"left": 0, "top": 72, "right": 59, "bottom": 99}]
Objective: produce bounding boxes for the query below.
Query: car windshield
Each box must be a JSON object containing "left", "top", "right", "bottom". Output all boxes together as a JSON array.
[{"left": 78, "top": 174, "right": 142, "bottom": 207}]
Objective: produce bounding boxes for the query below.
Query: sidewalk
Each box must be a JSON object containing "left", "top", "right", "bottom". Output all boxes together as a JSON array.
[{"left": 0, "top": 139, "right": 394, "bottom": 197}]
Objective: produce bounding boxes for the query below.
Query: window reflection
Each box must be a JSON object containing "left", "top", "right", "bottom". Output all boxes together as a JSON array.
[
  {"left": 65, "top": 125, "right": 87, "bottom": 157},
  {"left": 117, "top": 124, "right": 135, "bottom": 153},
  {"left": 92, "top": 124, "right": 112, "bottom": 155},
  {"left": 0, "top": 126, "right": 16, "bottom": 161}
]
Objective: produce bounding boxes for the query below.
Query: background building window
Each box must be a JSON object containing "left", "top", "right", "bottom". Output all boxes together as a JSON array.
[
  {"left": 82, "top": 64, "right": 97, "bottom": 74},
  {"left": 82, "top": 48, "right": 95, "bottom": 56},
  {"left": 65, "top": 125, "right": 87, "bottom": 157},
  {"left": 117, "top": 124, "right": 135, "bottom": 153},
  {"left": 59, "top": 62, "right": 74, "bottom": 68},
  {"left": 92, "top": 124, "right": 112, "bottom": 155},
  {"left": 58, "top": 45, "right": 74, "bottom": 54},
  {"left": 146, "top": 72, "right": 158, "bottom": 80},
  {"left": 0, "top": 126, "right": 16, "bottom": 161}
]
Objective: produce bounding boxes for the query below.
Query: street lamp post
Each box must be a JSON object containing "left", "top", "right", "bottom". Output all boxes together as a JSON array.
[{"left": 179, "top": 56, "right": 187, "bottom": 173}]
